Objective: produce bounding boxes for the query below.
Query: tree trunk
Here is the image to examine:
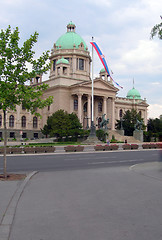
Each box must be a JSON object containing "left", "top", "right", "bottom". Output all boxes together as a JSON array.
[{"left": 3, "top": 110, "right": 7, "bottom": 178}]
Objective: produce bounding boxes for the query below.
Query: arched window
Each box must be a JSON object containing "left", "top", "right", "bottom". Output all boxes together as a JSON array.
[
  {"left": 119, "top": 109, "right": 123, "bottom": 118},
  {"left": 21, "top": 116, "right": 26, "bottom": 128},
  {"left": 98, "top": 102, "right": 102, "bottom": 112},
  {"left": 33, "top": 116, "right": 37, "bottom": 128},
  {"left": 9, "top": 115, "right": 14, "bottom": 127},
  {"left": 0, "top": 115, "right": 2, "bottom": 127}
]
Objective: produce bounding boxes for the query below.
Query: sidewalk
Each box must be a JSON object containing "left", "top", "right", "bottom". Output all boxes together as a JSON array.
[{"left": 0, "top": 172, "right": 37, "bottom": 240}]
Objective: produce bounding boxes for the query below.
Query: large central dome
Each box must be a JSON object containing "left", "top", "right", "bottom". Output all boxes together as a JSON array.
[{"left": 55, "top": 21, "right": 87, "bottom": 51}]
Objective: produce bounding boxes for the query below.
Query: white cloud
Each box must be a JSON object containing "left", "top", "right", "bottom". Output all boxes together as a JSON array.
[
  {"left": 148, "top": 104, "right": 162, "bottom": 119},
  {"left": 86, "top": 0, "right": 111, "bottom": 7},
  {"left": 114, "top": 40, "right": 162, "bottom": 75},
  {"left": 151, "top": 82, "right": 161, "bottom": 85},
  {"left": 3, "top": 0, "right": 23, "bottom": 5}
]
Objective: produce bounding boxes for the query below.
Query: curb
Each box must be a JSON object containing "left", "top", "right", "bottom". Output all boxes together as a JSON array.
[{"left": 0, "top": 171, "right": 37, "bottom": 240}]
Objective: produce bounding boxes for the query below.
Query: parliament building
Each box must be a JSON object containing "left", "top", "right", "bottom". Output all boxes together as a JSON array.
[{"left": 0, "top": 22, "right": 148, "bottom": 140}]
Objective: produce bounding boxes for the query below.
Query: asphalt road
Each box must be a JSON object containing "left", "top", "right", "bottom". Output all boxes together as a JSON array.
[{"left": 0, "top": 149, "right": 160, "bottom": 172}]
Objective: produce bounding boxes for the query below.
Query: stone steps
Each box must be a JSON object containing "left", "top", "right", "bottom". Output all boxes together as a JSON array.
[{"left": 108, "top": 130, "right": 141, "bottom": 143}]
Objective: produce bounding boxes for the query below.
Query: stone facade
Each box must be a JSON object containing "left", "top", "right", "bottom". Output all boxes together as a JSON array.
[{"left": 0, "top": 22, "right": 148, "bottom": 140}]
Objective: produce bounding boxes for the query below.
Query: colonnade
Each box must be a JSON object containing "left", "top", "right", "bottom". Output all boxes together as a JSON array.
[{"left": 74, "top": 94, "right": 115, "bottom": 130}]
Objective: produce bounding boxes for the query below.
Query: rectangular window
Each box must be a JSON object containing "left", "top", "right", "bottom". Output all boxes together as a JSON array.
[
  {"left": 79, "top": 58, "right": 84, "bottom": 70},
  {"left": 22, "top": 132, "right": 27, "bottom": 138},
  {"left": 10, "top": 132, "right": 15, "bottom": 138},
  {"left": 0, "top": 132, "right": 2, "bottom": 138},
  {"left": 74, "top": 99, "right": 78, "bottom": 111},
  {"left": 34, "top": 133, "right": 38, "bottom": 139},
  {"left": 53, "top": 60, "right": 56, "bottom": 71}
]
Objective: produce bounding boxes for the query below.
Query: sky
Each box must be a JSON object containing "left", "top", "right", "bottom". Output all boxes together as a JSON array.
[{"left": 0, "top": 0, "right": 162, "bottom": 119}]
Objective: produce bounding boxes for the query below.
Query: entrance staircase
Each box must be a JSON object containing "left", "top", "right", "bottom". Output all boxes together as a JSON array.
[{"left": 108, "top": 130, "right": 141, "bottom": 143}]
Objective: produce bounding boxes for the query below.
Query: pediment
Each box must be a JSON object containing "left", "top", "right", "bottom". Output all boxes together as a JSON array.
[{"left": 70, "top": 78, "right": 119, "bottom": 93}]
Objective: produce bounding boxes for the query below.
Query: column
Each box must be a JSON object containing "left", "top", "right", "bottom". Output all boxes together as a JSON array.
[
  {"left": 70, "top": 96, "right": 74, "bottom": 113},
  {"left": 78, "top": 93, "right": 82, "bottom": 123},
  {"left": 111, "top": 98, "right": 115, "bottom": 130},
  {"left": 87, "top": 94, "right": 91, "bottom": 127},
  {"left": 103, "top": 97, "right": 107, "bottom": 118}
]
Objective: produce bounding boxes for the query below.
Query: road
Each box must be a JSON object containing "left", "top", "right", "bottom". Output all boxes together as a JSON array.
[
  {"left": 0, "top": 149, "right": 160, "bottom": 172},
  {"left": 1, "top": 149, "right": 162, "bottom": 240}
]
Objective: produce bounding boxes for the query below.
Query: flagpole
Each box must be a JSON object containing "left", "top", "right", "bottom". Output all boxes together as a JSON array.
[
  {"left": 91, "top": 36, "right": 94, "bottom": 123},
  {"left": 90, "top": 36, "right": 96, "bottom": 137}
]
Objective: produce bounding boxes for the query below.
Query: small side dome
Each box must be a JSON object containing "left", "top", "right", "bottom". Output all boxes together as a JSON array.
[
  {"left": 100, "top": 68, "right": 106, "bottom": 73},
  {"left": 127, "top": 87, "right": 141, "bottom": 99},
  {"left": 56, "top": 57, "right": 69, "bottom": 65}
]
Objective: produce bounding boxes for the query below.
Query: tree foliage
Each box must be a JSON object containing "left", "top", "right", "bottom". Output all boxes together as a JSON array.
[
  {"left": 150, "top": 16, "right": 162, "bottom": 39},
  {"left": 0, "top": 25, "right": 53, "bottom": 114},
  {"left": 116, "top": 109, "right": 145, "bottom": 136},
  {"left": 0, "top": 25, "right": 53, "bottom": 177},
  {"left": 42, "top": 110, "right": 86, "bottom": 140},
  {"left": 144, "top": 118, "right": 162, "bottom": 142}
]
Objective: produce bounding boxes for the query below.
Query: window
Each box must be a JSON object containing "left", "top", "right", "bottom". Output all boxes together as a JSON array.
[
  {"left": 74, "top": 99, "right": 78, "bottom": 111},
  {"left": 63, "top": 67, "right": 67, "bottom": 75},
  {"left": 53, "top": 59, "right": 56, "bottom": 71},
  {"left": 79, "top": 58, "right": 84, "bottom": 70},
  {"left": 48, "top": 105, "right": 50, "bottom": 111},
  {"left": 34, "top": 133, "right": 38, "bottom": 139},
  {"left": 83, "top": 102, "right": 87, "bottom": 113},
  {"left": 139, "top": 111, "right": 142, "bottom": 117},
  {"left": 21, "top": 116, "right": 26, "bottom": 128},
  {"left": 33, "top": 116, "right": 38, "bottom": 128},
  {"left": 119, "top": 109, "right": 123, "bottom": 118},
  {"left": 0, "top": 132, "right": 2, "bottom": 138},
  {"left": 76, "top": 58, "right": 84, "bottom": 70},
  {"left": 0, "top": 115, "right": 2, "bottom": 127},
  {"left": 10, "top": 132, "right": 15, "bottom": 138},
  {"left": 22, "top": 132, "right": 27, "bottom": 139},
  {"left": 9, "top": 115, "right": 14, "bottom": 127},
  {"left": 98, "top": 102, "right": 102, "bottom": 112}
]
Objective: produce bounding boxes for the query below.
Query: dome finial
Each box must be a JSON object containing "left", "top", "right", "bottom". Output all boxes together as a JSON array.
[{"left": 67, "top": 21, "right": 76, "bottom": 32}]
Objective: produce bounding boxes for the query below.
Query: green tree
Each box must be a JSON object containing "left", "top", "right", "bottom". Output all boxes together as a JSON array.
[
  {"left": 146, "top": 118, "right": 162, "bottom": 141},
  {"left": 41, "top": 110, "right": 85, "bottom": 140},
  {"left": 150, "top": 16, "right": 162, "bottom": 39},
  {"left": 0, "top": 25, "right": 53, "bottom": 178},
  {"left": 116, "top": 109, "right": 145, "bottom": 136}
]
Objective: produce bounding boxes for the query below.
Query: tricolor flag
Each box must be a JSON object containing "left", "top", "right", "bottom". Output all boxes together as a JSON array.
[
  {"left": 90, "top": 41, "right": 123, "bottom": 89},
  {"left": 90, "top": 41, "right": 110, "bottom": 76}
]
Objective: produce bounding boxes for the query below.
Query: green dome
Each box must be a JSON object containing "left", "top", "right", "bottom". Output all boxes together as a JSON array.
[
  {"left": 127, "top": 87, "right": 141, "bottom": 99},
  {"left": 56, "top": 57, "right": 69, "bottom": 65},
  {"left": 100, "top": 68, "right": 106, "bottom": 73},
  {"left": 55, "top": 22, "right": 87, "bottom": 50}
]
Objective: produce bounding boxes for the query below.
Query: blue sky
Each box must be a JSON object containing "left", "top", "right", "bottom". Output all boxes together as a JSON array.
[{"left": 1, "top": 0, "right": 162, "bottom": 118}]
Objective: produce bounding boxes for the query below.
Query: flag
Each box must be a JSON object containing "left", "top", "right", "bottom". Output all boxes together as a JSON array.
[
  {"left": 90, "top": 42, "right": 110, "bottom": 76},
  {"left": 90, "top": 41, "right": 123, "bottom": 89}
]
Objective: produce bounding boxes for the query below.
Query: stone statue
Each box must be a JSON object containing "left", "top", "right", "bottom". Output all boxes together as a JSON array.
[
  {"left": 99, "top": 114, "right": 109, "bottom": 130},
  {"left": 134, "top": 119, "right": 143, "bottom": 131},
  {"left": 120, "top": 117, "right": 124, "bottom": 130}
]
